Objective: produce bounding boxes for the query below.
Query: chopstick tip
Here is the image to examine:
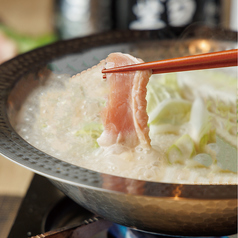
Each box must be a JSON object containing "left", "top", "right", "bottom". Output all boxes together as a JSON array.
[{"left": 102, "top": 67, "right": 107, "bottom": 79}]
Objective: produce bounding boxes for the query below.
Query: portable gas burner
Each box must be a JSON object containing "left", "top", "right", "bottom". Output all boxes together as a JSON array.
[{"left": 7, "top": 174, "right": 237, "bottom": 238}]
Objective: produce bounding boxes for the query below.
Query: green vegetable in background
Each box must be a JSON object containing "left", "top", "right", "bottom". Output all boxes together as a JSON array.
[{"left": 0, "top": 24, "right": 58, "bottom": 53}]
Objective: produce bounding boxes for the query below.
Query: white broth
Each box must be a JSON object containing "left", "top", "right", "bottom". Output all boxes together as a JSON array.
[{"left": 14, "top": 63, "right": 237, "bottom": 184}]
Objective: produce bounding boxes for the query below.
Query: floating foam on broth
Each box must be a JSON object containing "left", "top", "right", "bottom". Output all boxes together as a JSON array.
[{"left": 14, "top": 66, "right": 238, "bottom": 184}]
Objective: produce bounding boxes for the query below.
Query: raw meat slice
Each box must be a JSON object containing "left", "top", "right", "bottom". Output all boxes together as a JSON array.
[{"left": 97, "top": 53, "right": 152, "bottom": 149}]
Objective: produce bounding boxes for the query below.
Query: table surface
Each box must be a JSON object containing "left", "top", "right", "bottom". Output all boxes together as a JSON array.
[{"left": 0, "top": 154, "right": 33, "bottom": 238}]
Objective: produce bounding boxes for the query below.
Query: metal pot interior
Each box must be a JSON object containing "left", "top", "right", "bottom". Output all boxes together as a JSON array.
[{"left": 0, "top": 29, "right": 237, "bottom": 235}]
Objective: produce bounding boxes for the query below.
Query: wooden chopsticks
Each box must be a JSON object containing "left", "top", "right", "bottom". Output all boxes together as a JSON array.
[{"left": 102, "top": 49, "right": 238, "bottom": 75}]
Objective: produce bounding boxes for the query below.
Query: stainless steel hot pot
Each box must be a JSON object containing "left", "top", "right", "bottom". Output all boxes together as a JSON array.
[{"left": 0, "top": 28, "right": 237, "bottom": 236}]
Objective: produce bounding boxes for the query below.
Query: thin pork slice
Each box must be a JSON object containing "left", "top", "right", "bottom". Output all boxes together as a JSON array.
[{"left": 97, "top": 53, "right": 152, "bottom": 149}]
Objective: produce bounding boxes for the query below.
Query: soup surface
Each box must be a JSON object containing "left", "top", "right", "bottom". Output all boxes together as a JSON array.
[{"left": 14, "top": 56, "right": 237, "bottom": 184}]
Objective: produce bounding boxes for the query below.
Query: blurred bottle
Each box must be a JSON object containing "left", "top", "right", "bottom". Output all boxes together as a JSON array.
[
  {"left": 113, "top": 0, "right": 222, "bottom": 31},
  {"left": 55, "top": 0, "right": 236, "bottom": 40},
  {"left": 55, "top": 0, "right": 112, "bottom": 39},
  {"left": 222, "top": 0, "right": 238, "bottom": 31}
]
